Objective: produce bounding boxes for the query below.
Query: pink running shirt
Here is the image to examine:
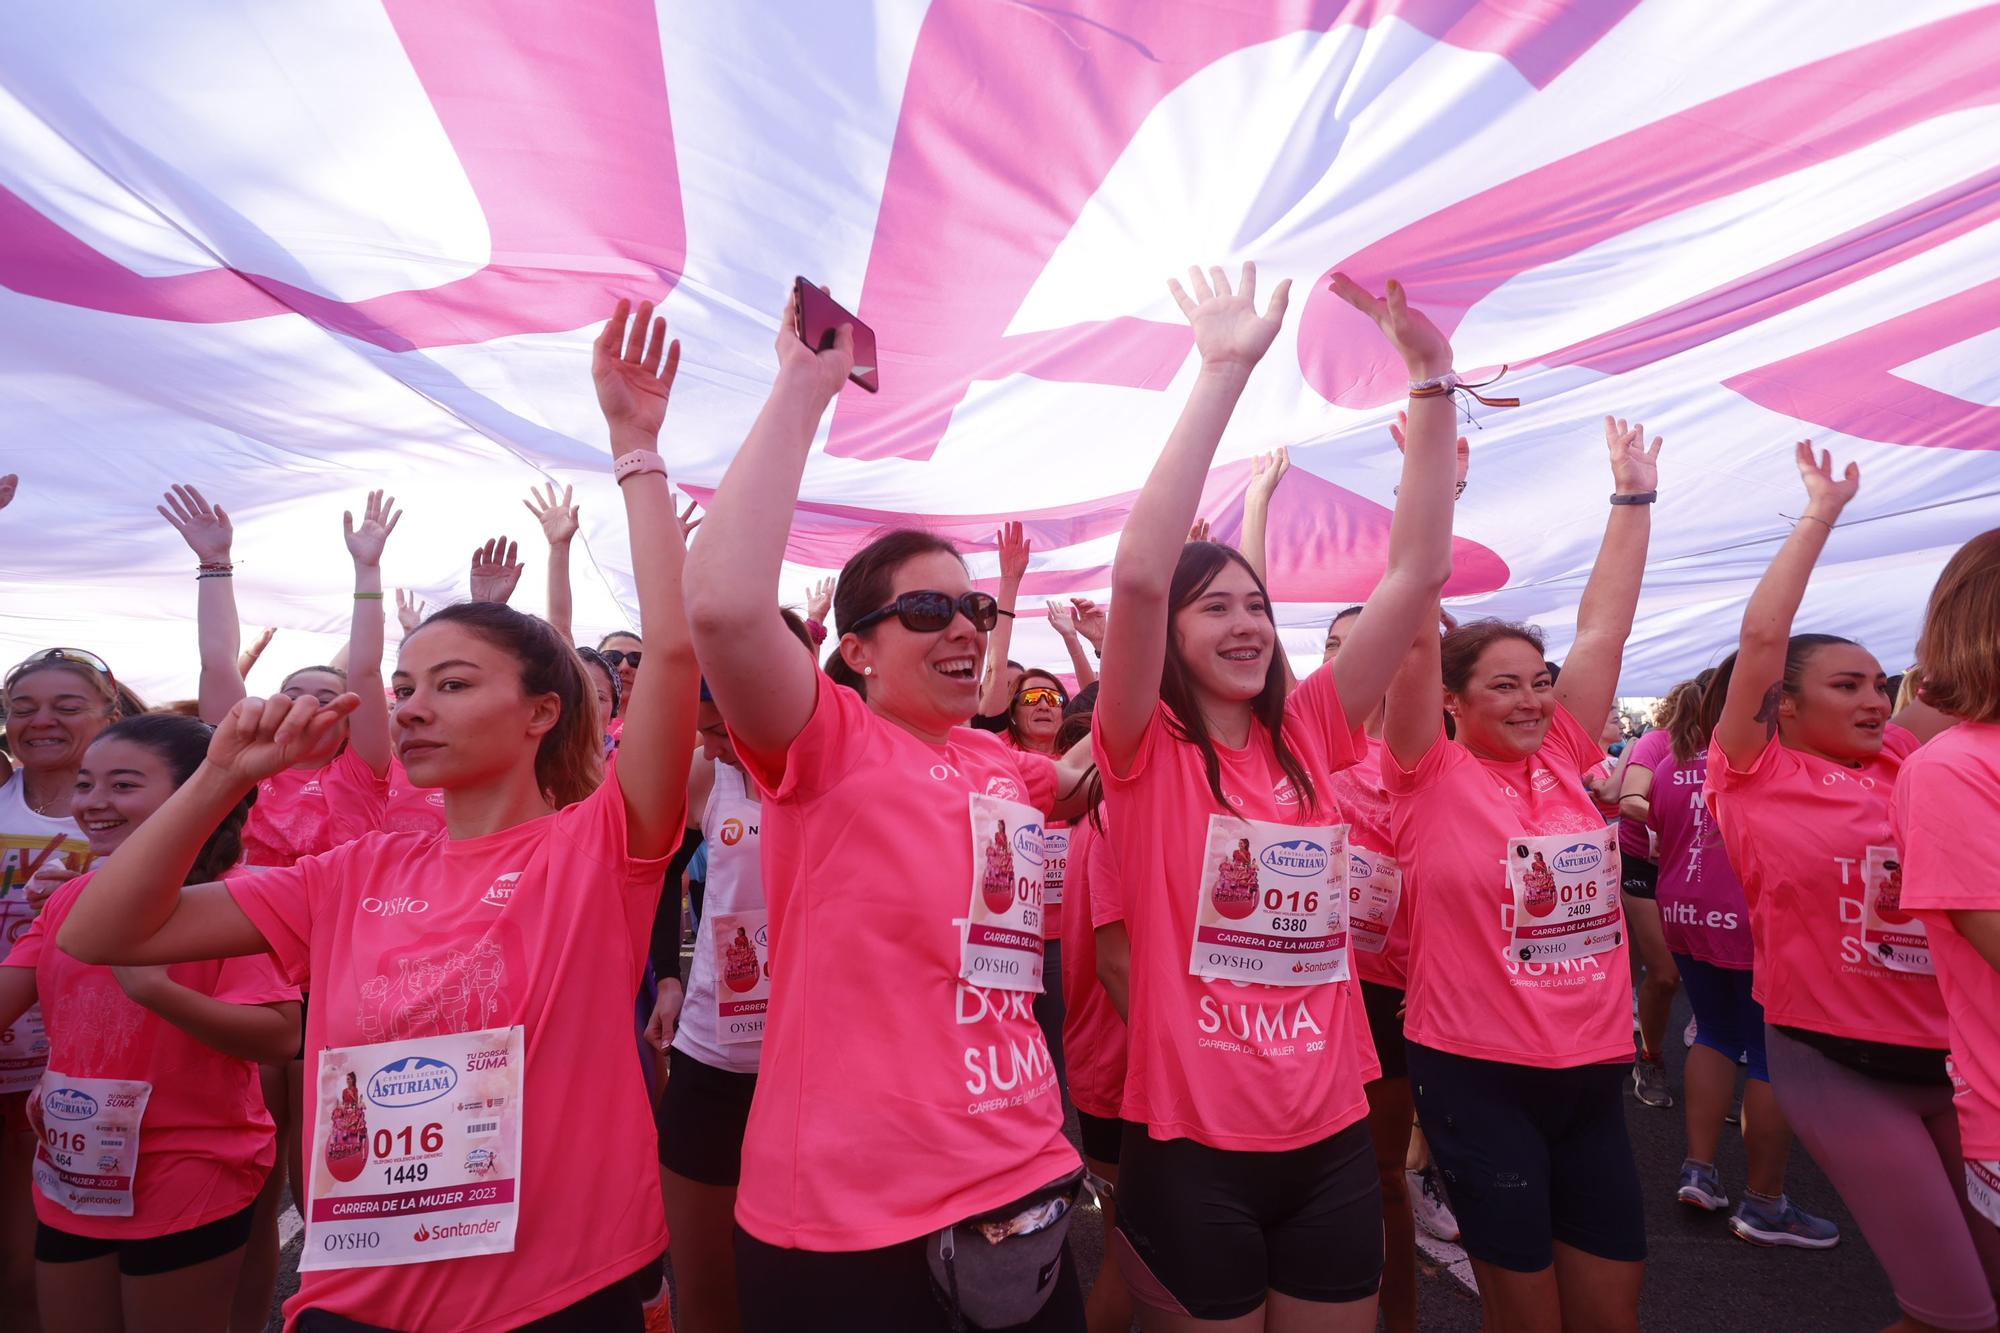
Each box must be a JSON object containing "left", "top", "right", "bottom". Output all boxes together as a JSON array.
[
  {"left": 381, "top": 760, "right": 448, "bottom": 836},
  {"left": 1061, "top": 816, "right": 1127, "bottom": 1124},
  {"left": 241, "top": 747, "right": 390, "bottom": 868},
  {"left": 728, "top": 671, "right": 1078, "bottom": 1250},
  {"left": 1626, "top": 728, "right": 1752, "bottom": 969},
  {"left": 1097, "top": 664, "right": 1378, "bottom": 1152},
  {"left": 5, "top": 871, "right": 296, "bottom": 1238},
  {"left": 1894, "top": 722, "right": 2000, "bottom": 1156},
  {"left": 1387, "top": 707, "right": 1632, "bottom": 1068},
  {"left": 225, "top": 771, "right": 672, "bottom": 1333},
  {"left": 1328, "top": 736, "right": 1410, "bottom": 990},
  {"left": 1706, "top": 725, "right": 1945, "bottom": 1048}
]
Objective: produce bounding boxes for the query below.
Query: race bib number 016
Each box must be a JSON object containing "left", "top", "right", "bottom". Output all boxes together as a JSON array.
[
  {"left": 30, "top": 1073, "right": 151, "bottom": 1217},
  {"left": 1969, "top": 1160, "right": 2000, "bottom": 1230},
  {"left": 1189, "top": 815, "right": 1349, "bottom": 987},
  {"left": 1507, "top": 827, "right": 1623, "bottom": 964},
  {"left": 302, "top": 1025, "right": 524, "bottom": 1271},
  {"left": 1346, "top": 847, "right": 1402, "bottom": 956},
  {"left": 1860, "top": 844, "right": 1932, "bottom": 976},
  {"left": 960, "top": 793, "right": 1046, "bottom": 993}
]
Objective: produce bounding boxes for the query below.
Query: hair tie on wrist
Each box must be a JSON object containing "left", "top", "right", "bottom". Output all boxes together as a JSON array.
[
  {"left": 354, "top": 591, "right": 385, "bottom": 600},
  {"left": 804, "top": 617, "right": 828, "bottom": 644},
  {"left": 1408, "top": 366, "right": 1520, "bottom": 421}
]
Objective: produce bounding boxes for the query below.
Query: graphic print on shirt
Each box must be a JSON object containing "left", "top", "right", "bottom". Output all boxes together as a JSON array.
[
  {"left": 712, "top": 912, "right": 771, "bottom": 1045},
  {"left": 960, "top": 793, "right": 1046, "bottom": 993},
  {"left": 1859, "top": 845, "right": 1931, "bottom": 975},
  {"left": 354, "top": 921, "right": 517, "bottom": 1047},
  {"left": 956, "top": 979, "right": 1059, "bottom": 1114},
  {"left": 1189, "top": 815, "right": 1349, "bottom": 986},
  {"left": 1, "top": 832, "right": 95, "bottom": 1092},
  {"left": 1506, "top": 827, "right": 1622, "bottom": 964}
]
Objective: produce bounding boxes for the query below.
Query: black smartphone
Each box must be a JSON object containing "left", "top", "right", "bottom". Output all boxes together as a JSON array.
[{"left": 794, "top": 277, "right": 879, "bottom": 394}]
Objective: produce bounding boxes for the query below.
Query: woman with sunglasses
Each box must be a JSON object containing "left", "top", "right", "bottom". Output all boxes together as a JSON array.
[
  {"left": 2, "top": 645, "right": 137, "bottom": 1325},
  {"left": 1091, "top": 265, "right": 1459, "bottom": 1333},
  {"left": 58, "top": 297, "right": 700, "bottom": 1332},
  {"left": 159, "top": 482, "right": 403, "bottom": 1330},
  {"left": 1, "top": 712, "right": 299, "bottom": 1333},
  {"left": 686, "top": 290, "right": 1095, "bottom": 1330}
]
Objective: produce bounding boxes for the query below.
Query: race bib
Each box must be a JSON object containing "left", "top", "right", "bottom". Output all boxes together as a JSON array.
[
  {"left": 1860, "top": 845, "right": 1932, "bottom": 976},
  {"left": 1189, "top": 815, "right": 1349, "bottom": 987},
  {"left": 712, "top": 909, "right": 771, "bottom": 1046},
  {"left": 1969, "top": 1160, "right": 2000, "bottom": 1230},
  {"left": 1042, "top": 826, "right": 1070, "bottom": 910},
  {"left": 961, "top": 793, "right": 1046, "bottom": 993},
  {"left": 1346, "top": 846, "right": 1402, "bottom": 957},
  {"left": 1507, "top": 827, "right": 1623, "bottom": 964},
  {"left": 302, "top": 1025, "right": 524, "bottom": 1271},
  {"left": 30, "top": 1073, "right": 151, "bottom": 1217}
]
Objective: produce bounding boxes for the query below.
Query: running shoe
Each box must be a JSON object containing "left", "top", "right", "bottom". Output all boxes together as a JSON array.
[
  {"left": 1729, "top": 1193, "right": 1840, "bottom": 1249},
  {"left": 1408, "top": 1166, "right": 1460, "bottom": 1243},
  {"left": 1676, "top": 1158, "right": 1729, "bottom": 1212},
  {"left": 1632, "top": 1058, "right": 1675, "bottom": 1108},
  {"left": 642, "top": 1278, "right": 673, "bottom": 1333},
  {"left": 1725, "top": 1098, "right": 1742, "bottom": 1126},
  {"left": 1684, "top": 1017, "right": 1698, "bottom": 1048}
]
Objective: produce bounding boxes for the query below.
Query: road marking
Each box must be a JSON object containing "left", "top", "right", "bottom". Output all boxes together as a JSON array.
[{"left": 280, "top": 1203, "right": 303, "bottom": 1247}]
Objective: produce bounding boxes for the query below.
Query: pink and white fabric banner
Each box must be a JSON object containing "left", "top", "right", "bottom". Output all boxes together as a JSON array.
[{"left": 2, "top": 1, "right": 1995, "bottom": 696}]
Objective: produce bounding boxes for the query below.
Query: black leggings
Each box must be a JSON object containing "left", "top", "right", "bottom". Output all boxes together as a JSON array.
[{"left": 734, "top": 1225, "right": 1085, "bottom": 1332}]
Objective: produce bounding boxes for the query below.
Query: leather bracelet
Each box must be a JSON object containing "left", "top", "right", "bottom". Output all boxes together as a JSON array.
[
  {"left": 1609, "top": 491, "right": 1658, "bottom": 506},
  {"left": 613, "top": 449, "right": 667, "bottom": 484}
]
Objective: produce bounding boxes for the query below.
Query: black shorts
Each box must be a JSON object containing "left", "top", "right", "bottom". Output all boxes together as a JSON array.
[
  {"left": 1076, "top": 1111, "right": 1130, "bottom": 1165},
  {"left": 1360, "top": 980, "right": 1408, "bottom": 1081},
  {"left": 297, "top": 1259, "right": 657, "bottom": 1332},
  {"left": 1621, "top": 855, "right": 1658, "bottom": 902},
  {"left": 735, "top": 1225, "right": 1084, "bottom": 1332},
  {"left": 1114, "top": 1120, "right": 1381, "bottom": 1319},
  {"left": 1406, "top": 1042, "right": 1644, "bottom": 1272},
  {"left": 36, "top": 1198, "right": 257, "bottom": 1276},
  {"left": 657, "top": 1045, "right": 757, "bottom": 1186}
]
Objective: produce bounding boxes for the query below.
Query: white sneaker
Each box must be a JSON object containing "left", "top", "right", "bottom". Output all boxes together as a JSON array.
[
  {"left": 1408, "top": 1166, "right": 1460, "bottom": 1243},
  {"left": 1684, "top": 1017, "right": 1698, "bottom": 1048}
]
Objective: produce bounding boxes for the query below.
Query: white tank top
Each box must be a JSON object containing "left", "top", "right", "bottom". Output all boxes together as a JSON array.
[{"left": 672, "top": 762, "right": 768, "bottom": 1073}]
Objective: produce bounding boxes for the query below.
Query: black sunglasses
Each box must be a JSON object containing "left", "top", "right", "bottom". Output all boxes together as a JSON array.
[
  {"left": 602, "top": 650, "right": 642, "bottom": 669},
  {"left": 849, "top": 591, "right": 1000, "bottom": 635}
]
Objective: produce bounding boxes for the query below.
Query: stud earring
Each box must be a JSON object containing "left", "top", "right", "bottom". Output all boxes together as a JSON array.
[{"left": 863, "top": 666, "right": 874, "bottom": 677}]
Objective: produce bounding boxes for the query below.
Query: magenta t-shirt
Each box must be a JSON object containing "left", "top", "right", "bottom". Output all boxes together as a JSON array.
[{"left": 1626, "top": 729, "right": 1752, "bottom": 969}]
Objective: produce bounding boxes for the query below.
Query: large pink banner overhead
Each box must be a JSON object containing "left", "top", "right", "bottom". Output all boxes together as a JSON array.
[{"left": 0, "top": 1, "right": 1994, "bottom": 697}]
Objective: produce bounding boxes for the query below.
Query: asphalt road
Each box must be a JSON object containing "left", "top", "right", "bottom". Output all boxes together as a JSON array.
[{"left": 269, "top": 990, "right": 1905, "bottom": 1331}]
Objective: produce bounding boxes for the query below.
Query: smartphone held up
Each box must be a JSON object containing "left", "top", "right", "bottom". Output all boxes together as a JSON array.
[{"left": 793, "top": 277, "right": 879, "bottom": 394}]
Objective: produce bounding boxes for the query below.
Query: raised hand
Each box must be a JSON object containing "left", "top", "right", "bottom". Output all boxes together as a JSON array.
[
  {"left": 1069, "top": 597, "right": 1107, "bottom": 648},
  {"left": 1604, "top": 417, "right": 1664, "bottom": 495},
  {"left": 0, "top": 474, "right": 16, "bottom": 511},
  {"left": 395, "top": 589, "right": 427, "bottom": 635},
  {"left": 208, "top": 692, "right": 360, "bottom": 786},
  {"left": 804, "top": 576, "right": 835, "bottom": 626},
  {"left": 343, "top": 490, "right": 402, "bottom": 568},
  {"left": 158, "top": 483, "right": 234, "bottom": 563},
  {"left": 1187, "top": 518, "right": 1211, "bottom": 544},
  {"left": 593, "top": 298, "right": 680, "bottom": 445},
  {"left": 1794, "top": 438, "right": 1860, "bottom": 516},
  {"left": 237, "top": 627, "right": 277, "bottom": 679},
  {"left": 524, "top": 482, "right": 581, "bottom": 545},
  {"left": 773, "top": 284, "right": 855, "bottom": 409},
  {"left": 1247, "top": 446, "right": 1291, "bottom": 507},
  {"left": 1167, "top": 262, "right": 1291, "bottom": 372},
  {"left": 470, "top": 536, "right": 524, "bottom": 604},
  {"left": 1046, "top": 600, "right": 1079, "bottom": 640},
  {"left": 1328, "top": 274, "right": 1452, "bottom": 378},
  {"left": 997, "top": 520, "right": 1030, "bottom": 583},
  {"left": 1391, "top": 411, "right": 1470, "bottom": 491},
  {"left": 23, "top": 855, "right": 79, "bottom": 913},
  {"left": 677, "top": 498, "right": 702, "bottom": 539}
]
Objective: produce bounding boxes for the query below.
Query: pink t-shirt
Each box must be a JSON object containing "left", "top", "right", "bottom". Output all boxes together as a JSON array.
[
  {"left": 225, "top": 772, "right": 671, "bottom": 1333},
  {"left": 1706, "top": 725, "right": 1945, "bottom": 1048},
  {"left": 4, "top": 871, "right": 296, "bottom": 1238},
  {"left": 1894, "top": 722, "right": 2000, "bottom": 1156},
  {"left": 1328, "top": 736, "right": 1410, "bottom": 989},
  {"left": 1387, "top": 706, "right": 1632, "bottom": 1068},
  {"left": 1097, "top": 664, "right": 1378, "bottom": 1152},
  {"left": 729, "top": 671, "right": 1079, "bottom": 1250},
  {"left": 380, "top": 760, "right": 448, "bottom": 837},
  {"left": 1061, "top": 816, "right": 1127, "bottom": 1123},
  {"left": 1627, "top": 729, "right": 1751, "bottom": 969},
  {"left": 241, "top": 747, "right": 390, "bottom": 868}
]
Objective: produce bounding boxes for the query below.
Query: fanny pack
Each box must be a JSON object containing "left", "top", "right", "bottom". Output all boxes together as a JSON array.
[{"left": 926, "top": 1165, "right": 1091, "bottom": 1331}]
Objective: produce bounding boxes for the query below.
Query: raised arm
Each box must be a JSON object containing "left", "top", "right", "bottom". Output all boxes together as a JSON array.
[
  {"left": 238, "top": 627, "right": 276, "bottom": 680},
  {"left": 340, "top": 490, "right": 400, "bottom": 777},
  {"left": 1046, "top": 601, "right": 1096, "bottom": 689},
  {"left": 113, "top": 967, "right": 300, "bottom": 1063},
  {"left": 469, "top": 536, "right": 524, "bottom": 606},
  {"left": 159, "top": 484, "right": 247, "bottom": 723},
  {"left": 58, "top": 693, "right": 357, "bottom": 966},
  {"left": 1240, "top": 447, "right": 1289, "bottom": 587},
  {"left": 1551, "top": 418, "right": 1662, "bottom": 732},
  {"left": 1320, "top": 277, "right": 1459, "bottom": 722},
  {"left": 1617, "top": 749, "right": 1656, "bottom": 827},
  {"left": 1715, "top": 441, "right": 1857, "bottom": 770},
  {"left": 683, "top": 289, "right": 853, "bottom": 758},
  {"left": 977, "top": 522, "right": 1030, "bottom": 716},
  {"left": 1382, "top": 607, "right": 1446, "bottom": 771},
  {"left": 592, "top": 299, "right": 699, "bottom": 858},
  {"left": 525, "top": 483, "right": 582, "bottom": 645},
  {"left": 1096, "top": 263, "right": 1291, "bottom": 770}
]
